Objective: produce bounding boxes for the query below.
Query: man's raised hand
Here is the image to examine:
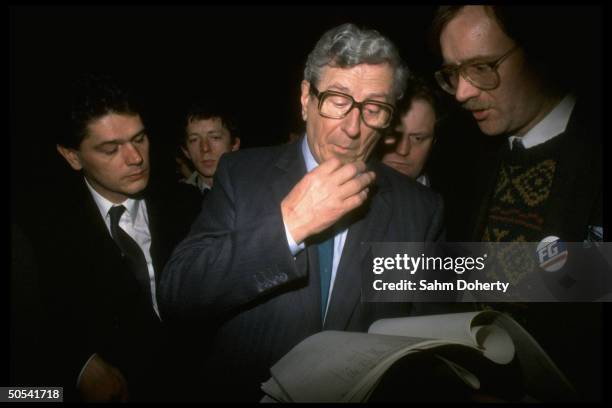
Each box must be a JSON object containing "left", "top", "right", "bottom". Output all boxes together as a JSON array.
[{"left": 281, "top": 158, "right": 375, "bottom": 244}]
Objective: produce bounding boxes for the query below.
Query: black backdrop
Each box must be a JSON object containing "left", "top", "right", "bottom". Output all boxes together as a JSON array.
[
  {"left": 10, "top": 6, "right": 442, "bottom": 199},
  {"left": 10, "top": 5, "right": 603, "bottom": 204},
  {"left": 7, "top": 4, "right": 609, "bottom": 399}
]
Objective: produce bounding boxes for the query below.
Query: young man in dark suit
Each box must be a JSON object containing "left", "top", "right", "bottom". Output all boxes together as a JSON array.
[
  {"left": 39, "top": 74, "right": 199, "bottom": 402},
  {"left": 159, "top": 23, "right": 447, "bottom": 401}
]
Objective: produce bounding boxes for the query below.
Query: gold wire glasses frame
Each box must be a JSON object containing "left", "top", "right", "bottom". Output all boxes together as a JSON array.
[
  {"left": 434, "top": 45, "right": 520, "bottom": 95},
  {"left": 309, "top": 84, "right": 395, "bottom": 129}
]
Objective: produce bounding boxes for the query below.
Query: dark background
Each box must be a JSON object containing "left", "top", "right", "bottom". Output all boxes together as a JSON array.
[
  {"left": 8, "top": 4, "right": 608, "bottom": 400},
  {"left": 10, "top": 5, "right": 443, "bottom": 202},
  {"left": 10, "top": 4, "right": 604, "bottom": 221}
]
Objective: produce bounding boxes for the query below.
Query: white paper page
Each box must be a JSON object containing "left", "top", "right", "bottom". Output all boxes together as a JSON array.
[
  {"left": 270, "top": 331, "right": 432, "bottom": 402},
  {"left": 369, "top": 311, "right": 515, "bottom": 364}
]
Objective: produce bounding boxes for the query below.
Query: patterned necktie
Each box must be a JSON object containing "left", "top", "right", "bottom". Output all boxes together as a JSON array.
[
  {"left": 108, "top": 205, "right": 153, "bottom": 309},
  {"left": 317, "top": 235, "right": 334, "bottom": 322}
]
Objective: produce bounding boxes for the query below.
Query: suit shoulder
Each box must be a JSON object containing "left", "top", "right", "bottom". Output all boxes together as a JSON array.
[
  {"left": 219, "top": 144, "right": 289, "bottom": 170},
  {"left": 376, "top": 162, "right": 442, "bottom": 207}
]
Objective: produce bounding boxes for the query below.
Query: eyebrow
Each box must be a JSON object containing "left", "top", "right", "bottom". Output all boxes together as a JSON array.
[
  {"left": 442, "top": 54, "right": 500, "bottom": 68},
  {"left": 326, "top": 83, "right": 390, "bottom": 101},
  {"left": 94, "top": 128, "right": 146, "bottom": 148},
  {"left": 408, "top": 131, "right": 434, "bottom": 137},
  {"left": 398, "top": 127, "right": 433, "bottom": 136},
  {"left": 188, "top": 130, "right": 224, "bottom": 137}
]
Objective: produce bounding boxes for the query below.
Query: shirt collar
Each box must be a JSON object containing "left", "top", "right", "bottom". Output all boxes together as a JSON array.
[
  {"left": 185, "top": 171, "right": 199, "bottom": 185},
  {"left": 416, "top": 174, "right": 429, "bottom": 187},
  {"left": 84, "top": 177, "right": 140, "bottom": 223},
  {"left": 187, "top": 171, "right": 211, "bottom": 192},
  {"left": 509, "top": 93, "right": 576, "bottom": 150},
  {"left": 301, "top": 134, "right": 318, "bottom": 172}
]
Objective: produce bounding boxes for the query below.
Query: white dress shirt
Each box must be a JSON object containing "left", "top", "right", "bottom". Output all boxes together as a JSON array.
[
  {"left": 84, "top": 177, "right": 161, "bottom": 319},
  {"left": 283, "top": 136, "right": 349, "bottom": 322},
  {"left": 508, "top": 94, "right": 576, "bottom": 150},
  {"left": 78, "top": 178, "right": 161, "bottom": 385}
]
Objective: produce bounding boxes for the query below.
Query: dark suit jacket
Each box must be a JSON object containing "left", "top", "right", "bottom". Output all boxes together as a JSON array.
[
  {"left": 159, "top": 138, "right": 445, "bottom": 401},
  {"left": 35, "top": 177, "right": 200, "bottom": 401}
]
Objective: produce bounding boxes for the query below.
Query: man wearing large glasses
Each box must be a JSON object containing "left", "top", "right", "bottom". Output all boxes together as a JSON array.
[
  {"left": 160, "top": 23, "right": 446, "bottom": 401},
  {"left": 432, "top": 6, "right": 603, "bottom": 401},
  {"left": 432, "top": 5, "right": 601, "bottom": 244}
]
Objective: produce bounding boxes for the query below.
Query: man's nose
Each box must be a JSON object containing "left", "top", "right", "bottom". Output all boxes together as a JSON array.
[
  {"left": 200, "top": 138, "right": 211, "bottom": 153},
  {"left": 341, "top": 106, "right": 362, "bottom": 138},
  {"left": 395, "top": 134, "right": 411, "bottom": 156},
  {"left": 455, "top": 75, "right": 481, "bottom": 103},
  {"left": 124, "top": 143, "right": 144, "bottom": 165}
]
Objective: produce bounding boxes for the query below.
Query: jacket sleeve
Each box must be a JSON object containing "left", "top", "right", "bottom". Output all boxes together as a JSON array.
[{"left": 158, "top": 156, "right": 308, "bottom": 323}]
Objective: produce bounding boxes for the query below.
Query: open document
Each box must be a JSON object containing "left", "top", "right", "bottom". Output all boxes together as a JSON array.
[{"left": 261, "top": 311, "right": 575, "bottom": 402}]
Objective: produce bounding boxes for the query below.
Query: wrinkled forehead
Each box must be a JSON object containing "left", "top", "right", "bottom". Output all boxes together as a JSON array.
[{"left": 317, "top": 63, "right": 395, "bottom": 102}]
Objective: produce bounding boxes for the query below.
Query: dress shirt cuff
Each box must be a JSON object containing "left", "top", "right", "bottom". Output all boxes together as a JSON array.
[
  {"left": 76, "top": 353, "right": 98, "bottom": 388},
  {"left": 283, "top": 221, "right": 305, "bottom": 256}
]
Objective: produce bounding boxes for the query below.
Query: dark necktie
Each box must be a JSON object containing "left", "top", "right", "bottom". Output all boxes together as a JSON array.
[
  {"left": 509, "top": 138, "right": 526, "bottom": 161},
  {"left": 512, "top": 138, "right": 525, "bottom": 151},
  {"left": 108, "top": 205, "right": 153, "bottom": 309},
  {"left": 317, "top": 235, "right": 334, "bottom": 322},
  {"left": 202, "top": 187, "right": 210, "bottom": 199}
]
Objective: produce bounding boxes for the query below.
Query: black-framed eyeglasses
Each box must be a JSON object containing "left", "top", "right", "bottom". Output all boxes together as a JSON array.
[
  {"left": 309, "top": 84, "right": 395, "bottom": 129},
  {"left": 434, "top": 45, "right": 519, "bottom": 95}
]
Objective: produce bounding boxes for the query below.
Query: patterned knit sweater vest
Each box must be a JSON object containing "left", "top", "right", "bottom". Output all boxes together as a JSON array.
[{"left": 482, "top": 137, "right": 562, "bottom": 243}]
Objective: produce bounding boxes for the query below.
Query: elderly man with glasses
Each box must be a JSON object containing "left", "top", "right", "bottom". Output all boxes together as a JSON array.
[
  {"left": 431, "top": 6, "right": 603, "bottom": 401},
  {"left": 159, "top": 23, "right": 446, "bottom": 401}
]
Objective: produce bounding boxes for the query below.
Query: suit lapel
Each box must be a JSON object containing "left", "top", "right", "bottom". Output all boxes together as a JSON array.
[
  {"left": 74, "top": 179, "right": 139, "bottom": 296},
  {"left": 78, "top": 180, "right": 124, "bottom": 260},
  {"left": 270, "top": 140, "right": 307, "bottom": 203},
  {"left": 270, "top": 140, "right": 322, "bottom": 331},
  {"left": 324, "top": 164, "right": 393, "bottom": 330}
]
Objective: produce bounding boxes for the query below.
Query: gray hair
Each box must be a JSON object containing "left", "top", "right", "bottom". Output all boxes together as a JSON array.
[{"left": 304, "top": 23, "right": 409, "bottom": 101}]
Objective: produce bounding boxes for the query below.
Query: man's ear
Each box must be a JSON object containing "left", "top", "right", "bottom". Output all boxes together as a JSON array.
[
  {"left": 300, "top": 80, "right": 311, "bottom": 122},
  {"left": 231, "top": 137, "right": 241, "bottom": 152},
  {"left": 56, "top": 144, "right": 83, "bottom": 171}
]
